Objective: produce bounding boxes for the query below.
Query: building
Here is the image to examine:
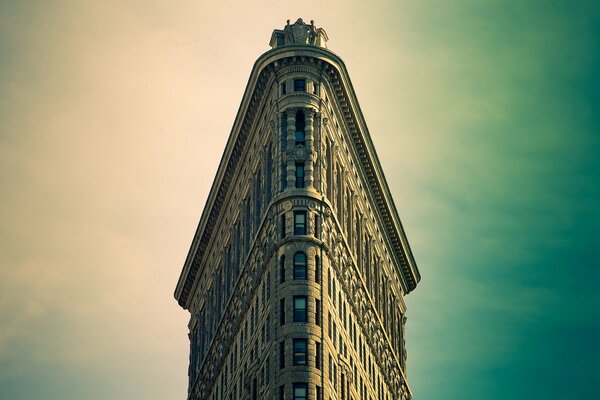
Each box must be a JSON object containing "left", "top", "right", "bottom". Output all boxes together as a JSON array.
[{"left": 174, "top": 19, "right": 421, "bottom": 400}]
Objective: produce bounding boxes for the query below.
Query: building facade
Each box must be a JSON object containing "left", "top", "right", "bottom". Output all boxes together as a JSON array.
[{"left": 175, "top": 19, "right": 421, "bottom": 400}]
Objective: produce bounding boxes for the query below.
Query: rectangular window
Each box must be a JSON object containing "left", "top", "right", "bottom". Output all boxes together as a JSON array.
[
  {"left": 315, "top": 299, "right": 321, "bottom": 326},
  {"left": 314, "top": 215, "right": 320, "bottom": 239},
  {"left": 313, "top": 82, "right": 320, "bottom": 95},
  {"left": 315, "top": 255, "right": 320, "bottom": 284},
  {"left": 279, "top": 385, "right": 285, "bottom": 400},
  {"left": 295, "top": 163, "right": 305, "bottom": 188},
  {"left": 293, "top": 383, "right": 307, "bottom": 400},
  {"left": 281, "top": 160, "right": 287, "bottom": 190},
  {"left": 316, "top": 385, "right": 322, "bottom": 400},
  {"left": 316, "top": 341, "right": 321, "bottom": 369},
  {"left": 281, "top": 214, "right": 286, "bottom": 238},
  {"left": 295, "top": 130, "right": 305, "bottom": 146},
  {"left": 280, "top": 255, "right": 286, "bottom": 283},
  {"left": 280, "top": 299, "right": 286, "bottom": 325},
  {"left": 293, "top": 252, "right": 307, "bottom": 280},
  {"left": 281, "top": 82, "right": 287, "bottom": 95},
  {"left": 294, "top": 211, "right": 306, "bottom": 235},
  {"left": 293, "top": 296, "right": 307, "bottom": 322},
  {"left": 266, "top": 316, "right": 270, "bottom": 341},
  {"left": 266, "top": 357, "right": 270, "bottom": 383},
  {"left": 294, "top": 79, "right": 306, "bottom": 92},
  {"left": 293, "top": 338, "right": 308, "bottom": 365},
  {"left": 279, "top": 340, "right": 285, "bottom": 369}
]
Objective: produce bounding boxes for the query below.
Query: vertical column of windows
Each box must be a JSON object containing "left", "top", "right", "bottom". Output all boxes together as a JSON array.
[
  {"left": 304, "top": 110, "right": 315, "bottom": 188},
  {"left": 281, "top": 112, "right": 287, "bottom": 191},
  {"left": 286, "top": 110, "right": 296, "bottom": 188}
]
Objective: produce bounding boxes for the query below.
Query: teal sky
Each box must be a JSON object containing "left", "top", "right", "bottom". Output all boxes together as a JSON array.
[{"left": 1, "top": 1, "right": 598, "bottom": 399}]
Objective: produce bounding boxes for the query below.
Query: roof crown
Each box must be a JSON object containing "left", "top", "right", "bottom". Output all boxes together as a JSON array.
[{"left": 269, "top": 18, "right": 329, "bottom": 48}]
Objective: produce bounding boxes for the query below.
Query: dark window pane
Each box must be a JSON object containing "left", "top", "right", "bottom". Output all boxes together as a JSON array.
[
  {"left": 293, "top": 296, "right": 307, "bottom": 322},
  {"left": 295, "top": 111, "right": 305, "bottom": 146},
  {"left": 293, "top": 338, "right": 307, "bottom": 365},
  {"left": 279, "top": 341, "right": 285, "bottom": 369},
  {"left": 295, "top": 163, "right": 304, "bottom": 188},
  {"left": 294, "top": 211, "right": 306, "bottom": 235},
  {"left": 293, "top": 252, "right": 307, "bottom": 280},
  {"left": 293, "top": 383, "right": 307, "bottom": 400},
  {"left": 294, "top": 79, "right": 306, "bottom": 92},
  {"left": 295, "top": 130, "right": 305, "bottom": 146}
]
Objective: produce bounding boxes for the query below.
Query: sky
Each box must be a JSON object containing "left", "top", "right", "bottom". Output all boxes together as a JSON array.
[{"left": 0, "top": 1, "right": 598, "bottom": 399}]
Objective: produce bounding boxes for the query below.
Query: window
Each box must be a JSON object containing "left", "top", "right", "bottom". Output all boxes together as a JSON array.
[
  {"left": 293, "top": 296, "right": 307, "bottom": 322},
  {"left": 314, "top": 214, "right": 320, "bottom": 239},
  {"left": 280, "top": 255, "right": 286, "bottom": 283},
  {"left": 315, "top": 299, "right": 321, "bottom": 326},
  {"left": 316, "top": 385, "right": 322, "bottom": 400},
  {"left": 295, "top": 163, "right": 304, "bottom": 188},
  {"left": 293, "top": 338, "right": 308, "bottom": 365},
  {"left": 281, "top": 160, "right": 287, "bottom": 190},
  {"left": 295, "top": 110, "right": 305, "bottom": 146},
  {"left": 293, "top": 252, "right": 307, "bottom": 279},
  {"left": 280, "top": 299, "right": 286, "bottom": 325},
  {"left": 293, "top": 383, "right": 307, "bottom": 400},
  {"left": 279, "top": 341, "right": 285, "bottom": 369},
  {"left": 294, "top": 211, "right": 306, "bottom": 235},
  {"left": 279, "top": 385, "right": 285, "bottom": 400},
  {"left": 313, "top": 82, "right": 320, "bottom": 95},
  {"left": 315, "top": 255, "right": 320, "bottom": 284},
  {"left": 316, "top": 341, "right": 321, "bottom": 369},
  {"left": 281, "top": 214, "right": 286, "bottom": 238},
  {"left": 295, "top": 130, "right": 305, "bottom": 146},
  {"left": 294, "top": 79, "right": 306, "bottom": 92},
  {"left": 281, "top": 82, "right": 287, "bottom": 95}
]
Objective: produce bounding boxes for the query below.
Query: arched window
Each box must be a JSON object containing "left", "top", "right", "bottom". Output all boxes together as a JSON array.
[{"left": 293, "top": 252, "right": 307, "bottom": 280}]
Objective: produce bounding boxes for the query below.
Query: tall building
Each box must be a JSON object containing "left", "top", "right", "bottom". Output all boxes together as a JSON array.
[{"left": 175, "top": 19, "right": 420, "bottom": 400}]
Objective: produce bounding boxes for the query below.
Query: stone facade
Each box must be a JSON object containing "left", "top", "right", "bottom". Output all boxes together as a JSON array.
[{"left": 175, "top": 19, "right": 421, "bottom": 400}]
